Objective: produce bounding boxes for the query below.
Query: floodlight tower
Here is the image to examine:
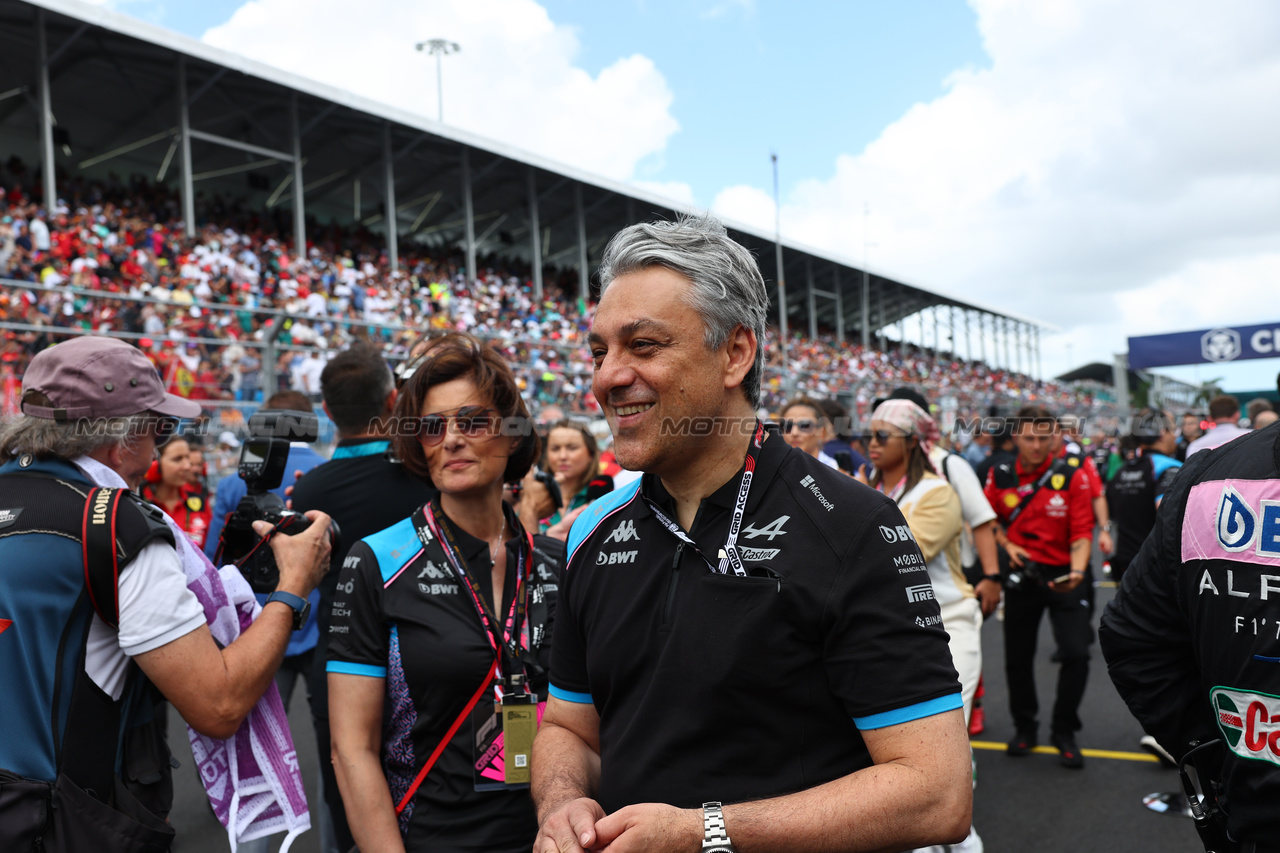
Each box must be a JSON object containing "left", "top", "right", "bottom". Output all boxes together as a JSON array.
[{"left": 415, "top": 39, "right": 461, "bottom": 123}]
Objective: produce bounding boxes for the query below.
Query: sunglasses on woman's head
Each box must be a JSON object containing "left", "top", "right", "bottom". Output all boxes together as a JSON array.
[{"left": 417, "top": 406, "right": 498, "bottom": 445}]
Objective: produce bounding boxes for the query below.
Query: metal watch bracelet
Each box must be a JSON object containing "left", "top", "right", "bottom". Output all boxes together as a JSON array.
[{"left": 702, "top": 802, "right": 737, "bottom": 852}]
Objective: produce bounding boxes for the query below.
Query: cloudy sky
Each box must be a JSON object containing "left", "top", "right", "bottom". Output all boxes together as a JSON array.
[{"left": 100, "top": 0, "right": 1280, "bottom": 393}]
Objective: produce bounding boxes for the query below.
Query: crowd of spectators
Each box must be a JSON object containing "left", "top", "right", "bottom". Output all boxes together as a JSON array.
[{"left": 0, "top": 167, "right": 1099, "bottom": 432}]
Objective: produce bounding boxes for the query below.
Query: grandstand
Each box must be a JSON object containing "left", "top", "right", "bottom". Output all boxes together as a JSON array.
[
  {"left": 0, "top": 0, "right": 1050, "bottom": 360},
  {"left": 0, "top": 0, "right": 1100, "bottom": 469}
]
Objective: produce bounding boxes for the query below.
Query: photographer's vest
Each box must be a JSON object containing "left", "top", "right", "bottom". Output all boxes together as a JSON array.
[{"left": 0, "top": 455, "right": 178, "bottom": 852}]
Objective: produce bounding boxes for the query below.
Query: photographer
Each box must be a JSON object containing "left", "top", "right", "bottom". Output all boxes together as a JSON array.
[
  {"left": 984, "top": 405, "right": 1095, "bottom": 768},
  {"left": 289, "top": 343, "right": 433, "bottom": 853},
  {"left": 0, "top": 336, "right": 331, "bottom": 850}
]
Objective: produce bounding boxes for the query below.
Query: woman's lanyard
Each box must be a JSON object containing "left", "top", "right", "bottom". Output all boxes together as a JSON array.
[
  {"left": 642, "top": 421, "right": 766, "bottom": 578},
  {"left": 410, "top": 498, "right": 533, "bottom": 692},
  {"left": 877, "top": 476, "right": 908, "bottom": 504}
]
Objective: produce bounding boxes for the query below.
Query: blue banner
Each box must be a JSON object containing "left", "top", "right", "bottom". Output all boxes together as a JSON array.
[{"left": 1128, "top": 323, "right": 1280, "bottom": 370}]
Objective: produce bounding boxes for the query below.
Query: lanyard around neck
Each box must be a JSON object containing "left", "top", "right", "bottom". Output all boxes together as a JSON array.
[
  {"left": 643, "top": 421, "right": 766, "bottom": 578},
  {"left": 411, "top": 498, "right": 532, "bottom": 685}
]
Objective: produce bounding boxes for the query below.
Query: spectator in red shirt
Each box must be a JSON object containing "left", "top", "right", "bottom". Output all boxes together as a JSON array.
[{"left": 984, "top": 405, "right": 1095, "bottom": 768}]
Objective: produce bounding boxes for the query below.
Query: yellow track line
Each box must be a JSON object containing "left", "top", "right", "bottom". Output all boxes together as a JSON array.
[{"left": 970, "top": 741, "right": 1158, "bottom": 762}]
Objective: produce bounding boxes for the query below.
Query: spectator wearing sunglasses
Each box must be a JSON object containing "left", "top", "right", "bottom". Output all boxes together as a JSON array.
[
  {"left": 327, "top": 333, "right": 563, "bottom": 853},
  {"left": 780, "top": 396, "right": 839, "bottom": 469},
  {"left": 859, "top": 398, "right": 984, "bottom": 853}
]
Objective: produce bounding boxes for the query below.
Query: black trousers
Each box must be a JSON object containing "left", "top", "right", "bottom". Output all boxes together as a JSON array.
[{"left": 1003, "top": 569, "right": 1095, "bottom": 735}]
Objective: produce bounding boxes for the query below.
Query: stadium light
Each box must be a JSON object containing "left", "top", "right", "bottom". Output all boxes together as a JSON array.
[{"left": 415, "top": 39, "right": 461, "bottom": 123}]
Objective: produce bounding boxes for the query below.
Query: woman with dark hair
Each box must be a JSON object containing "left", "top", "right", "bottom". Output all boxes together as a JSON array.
[
  {"left": 327, "top": 332, "right": 563, "bottom": 853},
  {"left": 860, "top": 398, "right": 985, "bottom": 852},
  {"left": 538, "top": 418, "right": 612, "bottom": 535}
]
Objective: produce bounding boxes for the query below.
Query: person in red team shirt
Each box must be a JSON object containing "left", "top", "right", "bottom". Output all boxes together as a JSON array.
[{"left": 985, "top": 406, "right": 1095, "bottom": 768}]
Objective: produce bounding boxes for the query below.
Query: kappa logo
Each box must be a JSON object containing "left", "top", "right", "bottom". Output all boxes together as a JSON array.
[
  {"left": 880, "top": 524, "right": 916, "bottom": 544},
  {"left": 604, "top": 519, "right": 640, "bottom": 544},
  {"left": 418, "top": 582, "right": 459, "bottom": 596},
  {"left": 1215, "top": 486, "right": 1280, "bottom": 556},
  {"left": 417, "top": 560, "right": 450, "bottom": 580},
  {"left": 906, "top": 583, "right": 935, "bottom": 603},
  {"left": 1213, "top": 688, "right": 1280, "bottom": 766},
  {"left": 740, "top": 547, "right": 781, "bottom": 561},
  {"left": 596, "top": 550, "right": 638, "bottom": 566},
  {"left": 799, "top": 475, "right": 835, "bottom": 511},
  {"left": 743, "top": 515, "right": 790, "bottom": 540}
]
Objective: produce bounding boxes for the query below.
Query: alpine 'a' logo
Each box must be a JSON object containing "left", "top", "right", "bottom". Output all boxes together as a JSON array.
[
  {"left": 1213, "top": 687, "right": 1280, "bottom": 765},
  {"left": 604, "top": 519, "right": 640, "bottom": 543},
  {"left": 743, "top": 515, "right": 789, "bottom": 540},
  {"left": 1217, "top": 487, "right": 1256, "bottom": 551}
]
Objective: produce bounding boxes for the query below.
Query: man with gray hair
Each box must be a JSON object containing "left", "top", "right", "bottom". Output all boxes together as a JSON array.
[
  {"left": 532, "top": 216, "right": 971, "bottom": 852},
  {"left": 0, "top": 336, "right": 332, "bottom": 848}
]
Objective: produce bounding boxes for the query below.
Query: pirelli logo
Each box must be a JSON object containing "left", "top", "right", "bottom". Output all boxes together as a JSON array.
[
  {"left": 906, "top": 584, "right": 935, "bottom": 603},
  {"left": 90, "top": 489, "right": 111, "bottom": 526}
]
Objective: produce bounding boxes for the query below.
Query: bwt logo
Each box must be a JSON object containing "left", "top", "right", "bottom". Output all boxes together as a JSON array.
[
  {"left": 1202, "top": 328, "right": 1242, "bottom": 363},
  {"left": 906, "top": 584, "right": 935, "bottom": 603},
  {"left": 597, "top": 550, "right": 638, "bottom": 566},
  {"left": 880, "top": 525, "right": 916, "bottom": 544}
]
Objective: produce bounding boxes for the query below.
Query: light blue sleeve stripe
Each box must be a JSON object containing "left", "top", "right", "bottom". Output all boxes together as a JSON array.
[
  {"left": 853, "top": 693, "right": 963, "bottom": 731},
  {"left": 326, "top": 661, "right": 388, "bottom": 678},
  {"left": 549, "top": 684, "right": 594, "bottom": 704}
]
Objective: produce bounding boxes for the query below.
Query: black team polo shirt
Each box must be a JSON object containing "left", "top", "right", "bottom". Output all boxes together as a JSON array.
[{"left": 550, "top": 425, "right": 962, "bottom": 813}]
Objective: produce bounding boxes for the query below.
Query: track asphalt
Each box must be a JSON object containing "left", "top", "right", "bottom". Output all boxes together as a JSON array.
[{"left": 165, "top": 581, "right": 1206, "bottom": 852}]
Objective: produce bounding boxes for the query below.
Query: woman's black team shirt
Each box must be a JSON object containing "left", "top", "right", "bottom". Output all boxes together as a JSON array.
[
  {"left": 550, "top": 429, "right": 963, "bottom": 812},
  {"left": 327, "top": 502, "right": 563, "bottom": 852}
]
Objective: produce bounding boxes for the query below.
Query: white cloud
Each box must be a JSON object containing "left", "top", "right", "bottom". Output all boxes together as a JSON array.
[
  {"left": 201, "top": 0, "right": 679, "bottom": 181},
  {"left": 712, "top": 0, "right": 1280, "bottom": 380}
]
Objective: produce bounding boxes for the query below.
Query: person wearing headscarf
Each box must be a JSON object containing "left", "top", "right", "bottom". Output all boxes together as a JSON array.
[{"left": 859, "top": 397, "right": 985, "bottom": 853}]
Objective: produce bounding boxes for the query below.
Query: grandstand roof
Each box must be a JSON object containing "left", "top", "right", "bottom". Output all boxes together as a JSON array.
[{"left": 2, "top": 0, "right": 1049, "bottom": 362}]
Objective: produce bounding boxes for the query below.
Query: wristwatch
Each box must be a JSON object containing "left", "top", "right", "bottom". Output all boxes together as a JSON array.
[
  {"left": 265, "top": 590, "right": 310, "bottom": 632},
  {"left": 702, "top": 802, "right": 737, "bottom": 853}
]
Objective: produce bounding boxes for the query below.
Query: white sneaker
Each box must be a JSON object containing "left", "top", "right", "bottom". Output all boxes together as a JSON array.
[{"left": 1140, "top": 734, "right": 1177, "bottom": 768}]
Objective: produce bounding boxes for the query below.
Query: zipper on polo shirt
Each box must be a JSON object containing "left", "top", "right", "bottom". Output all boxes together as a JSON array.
[{"left": 662, "top": 543, "right": 684, "bottom": 627}]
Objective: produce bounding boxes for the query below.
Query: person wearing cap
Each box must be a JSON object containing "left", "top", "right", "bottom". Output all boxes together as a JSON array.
[{"left": 0, "top": 335, "right": 333, "bottom": 846}]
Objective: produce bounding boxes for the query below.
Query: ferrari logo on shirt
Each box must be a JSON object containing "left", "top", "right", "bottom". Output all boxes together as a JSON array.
[
  {"left": 1004, "top": 493, "right": 1019, "bottom": 508},
  {"left": 1051, "top": 474, "right": 1066, "bottom": 490},
  {"left": 186, "top": 496, "right": 203, "bottom": 512},
  {"left": 1067, "top": 457, "right": 1080, "bottom": 467}
]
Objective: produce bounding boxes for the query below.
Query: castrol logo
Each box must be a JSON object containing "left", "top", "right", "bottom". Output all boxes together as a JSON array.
[{"left": 1213, "top": 687, "right": 1280, "bottom": 766}]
